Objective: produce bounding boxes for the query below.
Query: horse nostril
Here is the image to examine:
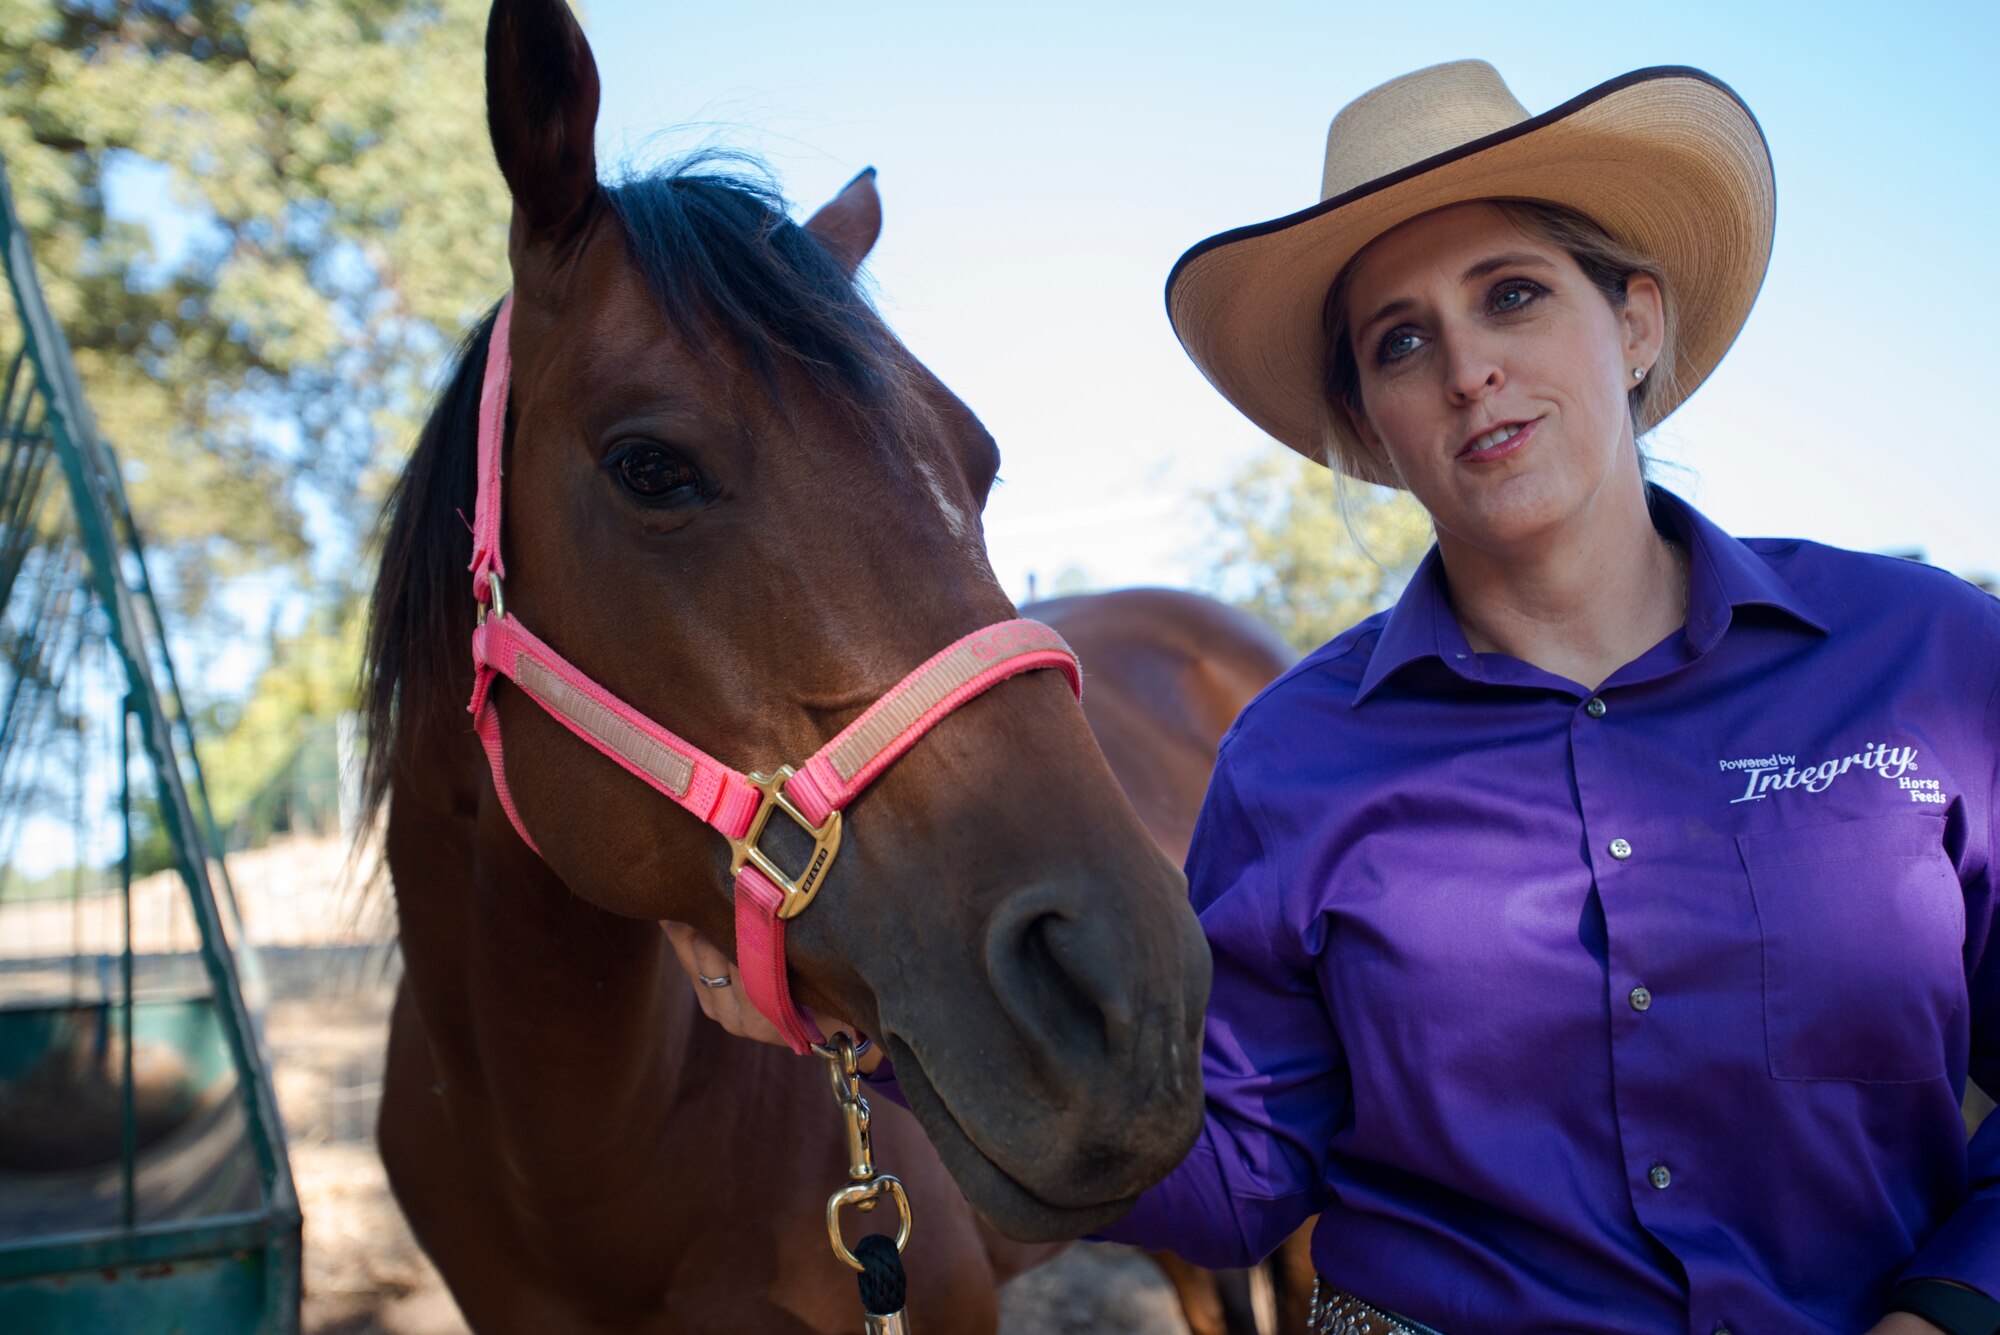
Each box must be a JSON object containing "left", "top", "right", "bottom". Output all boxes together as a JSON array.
[{"left": 983, "top": 884, "right": 1137, "bottom": 1067}]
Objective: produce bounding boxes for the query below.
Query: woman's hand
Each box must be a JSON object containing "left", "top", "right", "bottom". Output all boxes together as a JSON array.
[
  {"left": 659, "top": 919, "right": 884, "bottom": 1074},
  {"left": 1863, "top": 1315, "right": 1948, "bottom": 1335},
  {"left": 660, "top": 919, "right": 791, "bottom": 1048}
]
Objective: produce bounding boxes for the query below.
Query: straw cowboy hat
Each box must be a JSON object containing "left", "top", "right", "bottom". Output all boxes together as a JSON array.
[{"left": 1165, "top": 61, "right": 1775, "bottom": 485}]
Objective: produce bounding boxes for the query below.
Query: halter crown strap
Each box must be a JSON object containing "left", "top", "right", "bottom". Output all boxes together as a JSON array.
[
  {"left": 469, "top": 295, "right": 513, "bottom": 604},
  {"left": 463, "top": 291, "right": 1082, "bottom": 1053}
]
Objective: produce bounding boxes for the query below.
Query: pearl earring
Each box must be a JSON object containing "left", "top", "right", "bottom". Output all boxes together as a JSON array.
[{"left": 1632, "top": 367, "right": 1647, "bottom": 382}]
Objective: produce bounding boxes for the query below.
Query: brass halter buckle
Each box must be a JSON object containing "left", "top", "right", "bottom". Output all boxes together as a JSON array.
[{"left": 727, "top": 766, "right": 843, "bottom": 920}]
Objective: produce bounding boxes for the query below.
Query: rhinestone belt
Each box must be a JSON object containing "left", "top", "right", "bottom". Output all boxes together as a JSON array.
[{"left": 1306, "top": 1278, "right": 1445, "bottom": 1335}]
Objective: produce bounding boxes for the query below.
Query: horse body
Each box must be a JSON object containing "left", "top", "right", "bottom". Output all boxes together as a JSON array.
[
  {"left": 365, "top": 2, "right": 1214, "bottom": 1329},
  {"left": 1029, "top": 589, "right": 1297, "bottom": 867}
]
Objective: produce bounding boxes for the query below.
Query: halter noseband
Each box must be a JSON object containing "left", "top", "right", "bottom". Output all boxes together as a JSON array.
[{"left": 464, "top": 294, "right": 1082, "bottom": 1053}]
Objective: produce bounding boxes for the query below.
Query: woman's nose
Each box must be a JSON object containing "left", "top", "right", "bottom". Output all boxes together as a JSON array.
[{"left": 1442, "top": 335, "right": 1504, "bottom": 403}]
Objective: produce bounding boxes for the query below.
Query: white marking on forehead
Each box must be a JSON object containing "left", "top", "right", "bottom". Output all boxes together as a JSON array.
[{"left": 911, "top": 452, "right": 980, "bottom": 555}]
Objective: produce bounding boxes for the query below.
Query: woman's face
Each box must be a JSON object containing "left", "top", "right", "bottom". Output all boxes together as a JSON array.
[{"left": 1342, "top": 202, "right": 1663, "bottom": 556}]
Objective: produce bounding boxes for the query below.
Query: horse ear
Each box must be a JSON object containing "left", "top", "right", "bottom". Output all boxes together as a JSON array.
[
  {"left": 804, "top": 168, "right": 882, "bottom": 276},
  {"left": 485, "top": 0, "right": 600, "bottom": 241}
]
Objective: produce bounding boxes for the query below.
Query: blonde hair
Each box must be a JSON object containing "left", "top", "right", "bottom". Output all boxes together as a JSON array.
[{"left": 1319, "top": 199, "right": 1681, "bottom": 479}]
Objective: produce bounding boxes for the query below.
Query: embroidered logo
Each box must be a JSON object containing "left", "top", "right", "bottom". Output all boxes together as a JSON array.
[{"left": 1721, "top": 742, "right": 1924, "bottom": 805}]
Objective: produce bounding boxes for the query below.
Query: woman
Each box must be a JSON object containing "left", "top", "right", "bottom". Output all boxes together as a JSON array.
[
  {"left": 672, "top": 61, "right": 1999, "bottom": 1334},
  {"left": 1086, "top": 60, "right": 2000, "bottom": 1335}
]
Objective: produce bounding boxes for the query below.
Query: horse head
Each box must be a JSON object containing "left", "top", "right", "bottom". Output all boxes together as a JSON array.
[{"left": 373, "top": 0, "right": 1211, "bottom": 1242}]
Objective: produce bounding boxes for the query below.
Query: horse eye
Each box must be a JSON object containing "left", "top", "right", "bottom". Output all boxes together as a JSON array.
[{"left": 613, "top": 445, "right": 701, "bottom": 501}]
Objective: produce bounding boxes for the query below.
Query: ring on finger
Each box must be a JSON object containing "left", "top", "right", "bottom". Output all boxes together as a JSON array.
[{"left": 698, "top": 972, "right": 732, "bottom": 989}]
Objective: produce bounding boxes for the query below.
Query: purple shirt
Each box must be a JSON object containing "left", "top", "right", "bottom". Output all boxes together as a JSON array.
[{"left": 1102, "top": 490, "right": 2000, "bottom": 1333}]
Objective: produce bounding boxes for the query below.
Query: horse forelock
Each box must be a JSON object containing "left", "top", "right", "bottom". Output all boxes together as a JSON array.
[{"left": 600, "top": 156, "right": 937, "bottom": 453}]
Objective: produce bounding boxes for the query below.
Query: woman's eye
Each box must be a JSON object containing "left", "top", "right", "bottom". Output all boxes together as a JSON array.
[
  {"left": 1491, "top": 280, "right": 1543, "bottom": 313},
  {"left": 1377, "top": 328, "right": 1424, "bottom": 364},
  {"left": 612, "top": 445, "right": 702, "bottom": 502}
]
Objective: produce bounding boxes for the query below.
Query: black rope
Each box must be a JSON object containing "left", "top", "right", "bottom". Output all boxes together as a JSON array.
[{"left": 854, "top": 1233, "right": 906, "bottom": 1316}]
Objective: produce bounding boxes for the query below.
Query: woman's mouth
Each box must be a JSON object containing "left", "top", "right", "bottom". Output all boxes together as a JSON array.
[{"left": 1459, "top": 418, "right": 1538, "bottom": 462}]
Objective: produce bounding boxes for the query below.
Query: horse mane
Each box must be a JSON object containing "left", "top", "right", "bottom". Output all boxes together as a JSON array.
[{"left": 360, "top": 157, "right": 923, "bottom": 829}]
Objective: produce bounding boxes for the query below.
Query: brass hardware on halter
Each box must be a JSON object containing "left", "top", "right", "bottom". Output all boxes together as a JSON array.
[
  {"left": 729, "top": 766, "right": 843, "bottom": 920},
  {"left": 814, "top": 1033, "right": 913, "bottom": 1274}
]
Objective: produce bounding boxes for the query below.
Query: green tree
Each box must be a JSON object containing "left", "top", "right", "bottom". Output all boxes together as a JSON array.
[
  {"left": 0, "top": 0, "right": 509, "bottom": 615},
  {"left": 1203, "top": 449, "right": 1432, "bottom": 653},
  {"left": 0, "top": 0, "right": 511, "bottom": 844},
  {"left": 197, "top": 603, "right": 361, "bottom": 838}
]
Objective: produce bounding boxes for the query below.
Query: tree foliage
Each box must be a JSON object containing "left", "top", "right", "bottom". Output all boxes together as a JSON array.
[
  {"left": 197, "top": 603, "right": 359, "bottom": 838},
  {"left": 0, "top": 0, "right": 510, "bottom": 846},
  {"left": 1203, "top": 448, "right": 1432, "bottom": 654},
  {"left": 0, "top": 0, "right": 510, "bottom": 614}
]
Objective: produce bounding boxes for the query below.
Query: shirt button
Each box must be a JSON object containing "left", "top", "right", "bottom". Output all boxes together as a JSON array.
[
  {"left": 1629, "top": 986, "right": 1652, "bottom": 1012},
  {"left": 1649, "top": 1163, "right": 1672, "bottom": 1190},
  {"left": 1609, "top": 838, "right": 1633, "bottom": 860},
  {"left": 1585, "top": 697, "right": 1607, "bottom": 718}
]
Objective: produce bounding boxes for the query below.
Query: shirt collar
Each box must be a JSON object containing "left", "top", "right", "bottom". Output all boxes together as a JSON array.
[
  {"left": 1352, "top": 486, "right": 1829, "bottom": 706},
  {"left": 1352, "top": 545, "right": 1465, "bottom": 706}
]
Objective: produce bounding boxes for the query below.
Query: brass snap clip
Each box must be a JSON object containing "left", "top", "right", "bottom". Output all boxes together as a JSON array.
[{"left": 814, "top": 1033, "right": 912, "bottom": 1273}]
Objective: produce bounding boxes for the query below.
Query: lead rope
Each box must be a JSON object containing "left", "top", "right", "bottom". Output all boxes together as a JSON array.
[{"left": 815, "top": 1033, "right": 913, "bottom": 1333}]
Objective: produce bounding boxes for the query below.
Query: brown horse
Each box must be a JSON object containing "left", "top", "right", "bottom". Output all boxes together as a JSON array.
[{"left": 360, "top": 1, "right": 1212, "bottom": 1329}]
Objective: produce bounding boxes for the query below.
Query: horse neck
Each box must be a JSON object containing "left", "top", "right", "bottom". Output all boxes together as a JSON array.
[{"left": 386, "top": 720, "right": 709, "bottom": 1196}]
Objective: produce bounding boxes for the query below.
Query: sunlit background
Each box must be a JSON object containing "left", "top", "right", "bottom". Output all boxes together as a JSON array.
[{"left": 568, "top": 0, "right": 2000, "bottom": 595}]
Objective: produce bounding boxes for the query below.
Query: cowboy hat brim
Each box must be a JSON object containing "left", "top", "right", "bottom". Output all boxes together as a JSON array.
[{"left": 1165, "top": 66, "right": 1775, "bottom": 485}]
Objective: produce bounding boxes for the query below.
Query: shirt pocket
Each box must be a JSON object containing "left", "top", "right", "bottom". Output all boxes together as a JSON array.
[{"left": 1737, "top": 813, "right": 1965, "bottom": 1083}]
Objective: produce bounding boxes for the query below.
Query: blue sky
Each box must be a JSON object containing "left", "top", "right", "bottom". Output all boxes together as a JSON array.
[{"left": 570, "top": 0, "right": 2000, "bottom": 596}]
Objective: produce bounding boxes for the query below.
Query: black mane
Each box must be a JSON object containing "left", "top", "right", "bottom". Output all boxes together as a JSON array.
[
  {"left": 360, "top": 161, "right": 911, "bottom": 824},
  {"left": 604, "top": 162, "right": 903, "bottom": 413}
]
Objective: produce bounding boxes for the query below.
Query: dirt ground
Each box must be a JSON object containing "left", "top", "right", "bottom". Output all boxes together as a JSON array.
[{"left": 263, "top": 949, "right": 1191, "bottom": 1335}]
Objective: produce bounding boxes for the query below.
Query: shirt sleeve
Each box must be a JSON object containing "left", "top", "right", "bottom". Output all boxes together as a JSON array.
[
  {"left": 1096, "top": 747, "right": 1349, "bottom": 1270},
  {"left": 1897, "top": 604, "right": 2000, "bottom": 1302}
]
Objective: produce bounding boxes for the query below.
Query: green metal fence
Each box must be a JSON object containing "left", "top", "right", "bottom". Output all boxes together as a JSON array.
[{"left": 0, "top": 152, "right": 300, "bottom": 1333}]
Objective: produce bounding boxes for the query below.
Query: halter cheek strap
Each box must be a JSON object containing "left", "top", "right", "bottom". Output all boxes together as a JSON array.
[{"left": 464, "top": 293, "right": 1082, "bottom": 1053}]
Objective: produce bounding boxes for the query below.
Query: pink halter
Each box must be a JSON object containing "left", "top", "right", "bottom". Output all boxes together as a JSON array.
[{"left": 465, "top": 294, "right": 1082, "bottom": 1052}]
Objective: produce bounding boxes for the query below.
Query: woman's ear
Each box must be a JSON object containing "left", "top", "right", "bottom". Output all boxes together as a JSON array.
[{"left": 1621, "top": 272, "right": 1666, "bottom": 375}]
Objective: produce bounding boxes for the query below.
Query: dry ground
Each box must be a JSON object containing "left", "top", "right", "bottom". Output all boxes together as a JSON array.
[{"left": 264, "top": 948, "right": 1189, "bottom": 1335}]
